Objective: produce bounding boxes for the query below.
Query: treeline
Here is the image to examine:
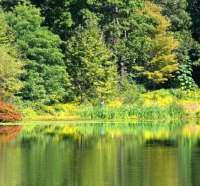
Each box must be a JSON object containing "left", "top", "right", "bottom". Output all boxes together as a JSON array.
[{"left": 0, "top": 0, "right": 200, "bottom": 104}]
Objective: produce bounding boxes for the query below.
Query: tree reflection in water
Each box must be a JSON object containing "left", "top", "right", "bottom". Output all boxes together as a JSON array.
[{"left": 0, "top": 122, "right": 199, "bottom": 186}]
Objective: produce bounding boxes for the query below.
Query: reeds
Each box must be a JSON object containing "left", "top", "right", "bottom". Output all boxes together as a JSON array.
[{"left": 79, "top": 102, "right": 185, "bottom": 120}]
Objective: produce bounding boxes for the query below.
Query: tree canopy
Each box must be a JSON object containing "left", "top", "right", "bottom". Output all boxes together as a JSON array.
[
  {"left": 0, "top": 0, "right": 199, "bottom": 103},
  {"left": 0, "top": 8, "right": 23, "bottom": 98},
  {"left": 6, "top": 4, "right": 70, "bottom": 103}
]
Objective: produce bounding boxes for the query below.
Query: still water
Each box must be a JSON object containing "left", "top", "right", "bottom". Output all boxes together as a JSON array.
[{"left": 0, "top": 122, "right": 200, "bottom": 186}]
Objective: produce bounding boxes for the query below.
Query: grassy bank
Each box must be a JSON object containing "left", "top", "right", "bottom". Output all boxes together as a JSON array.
[
  {"left": 78, "top": 103, "right": 184, "bottom": 120},
  {"left": 17, "top": 89, "right": 200, "bottom": 121},
  {"left": 20, "top": 103, "right": 185, "bottom": 121}
]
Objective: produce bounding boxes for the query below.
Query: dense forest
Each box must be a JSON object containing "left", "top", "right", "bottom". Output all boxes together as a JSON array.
[{"left": 0, "top": 0, "right": 200, "bottom": 113}]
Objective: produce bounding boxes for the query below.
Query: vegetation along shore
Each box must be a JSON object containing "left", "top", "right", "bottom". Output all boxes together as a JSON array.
[{"left": 0, "top": 0, "right": 200, "bottom": 122}]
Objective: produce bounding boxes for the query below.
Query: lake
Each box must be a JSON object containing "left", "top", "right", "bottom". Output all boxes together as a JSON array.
[{"left": 0, "top": 122, "right": 200, "bottom": 186}]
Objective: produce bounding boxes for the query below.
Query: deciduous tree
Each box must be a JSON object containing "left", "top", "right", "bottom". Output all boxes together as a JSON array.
[{"left": 0, "top": 8, "right": 23, "bottom": 98}]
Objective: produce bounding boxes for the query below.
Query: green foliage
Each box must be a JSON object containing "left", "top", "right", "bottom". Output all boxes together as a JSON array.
[
  {"left": 131, "top": 2, "right": 179, "bottom": 86},
  {"left": 168, "top": 102, "right": 185, "bottom": 118},
  {"left": 29, "top": 0, "right": 74, "bottom": 39},
  {"left": 0, "top": 8, "right": 23, "bottom": 98},
  {"left": 196, "top": 109, "right": 200, "bottom": 118},
  {"left": 118, "top": 78, "right": 146, "bottom": 104},
  {"left": 176, "top": 62, "right": 198, "bottom": 90},
  {"left": 6, "top": 4, "right": 70, "bottom": 103},
  {"left": 153, "top": 0, "right": 199, "bottom": 88},
  {"left": 187, "top": 0, "right": 200, "bottom": 42},
  {"left": 30, "top": 0, "right": 179, "bottom": 87},
  {"left": 79, "top": 103, "right": 185, "bottom": 120},
  {"left": 153, "top": 0, "right": 192, "bottom": 31},
  {"left": 1, "top": 0, "right": 200, "bottom": 109},
  {"left": 173, "top": 31, "right": 199, "bottom": 88},
  {"left": 66, "top": 20, "right": 118, "bottom": 102},
  {"left": 187, "top": 0, "right": 200, "bottom": 84},
  {"left": 169, "top": 89, "right": 200, "bottom": 100}
]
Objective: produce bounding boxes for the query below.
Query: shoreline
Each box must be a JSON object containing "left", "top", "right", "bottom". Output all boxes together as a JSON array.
[{"left": 0, "top": 116, "right": 199, "bottom": 126}]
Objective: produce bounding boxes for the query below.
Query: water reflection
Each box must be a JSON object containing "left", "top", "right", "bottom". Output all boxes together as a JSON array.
[{"left": 0, "top": 123, "right": 199, "bottom": 186}]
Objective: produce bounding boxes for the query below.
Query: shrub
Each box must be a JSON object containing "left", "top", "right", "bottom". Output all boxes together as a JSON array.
[
  {"left": 0, "top": 99, "right": 22, "bottom": 122},
  {"left": 196, "top": 109, "right": 200, "bottom": 118}
]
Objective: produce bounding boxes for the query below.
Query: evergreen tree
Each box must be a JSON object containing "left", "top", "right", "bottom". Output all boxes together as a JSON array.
[
  {"left": 29, "top": 0, "right": 94, "bottom": 40},
  {"left": 66, "top": 21, "right": 118, "bottom": 102},
  {"left": 187, "top": 0, "right": 200, "bottom": 86},
  {"left": 187, "top": 0, "right": 200, "bottom": 42},
  {"left": 6, "top": 4, "right": 70, "bottom": 103},
  {"left": 3, "top": 0, "right": 199, "bottom": 95},
  {"left": 29, "top": 0, "right": 74, "bottom": 40},
  {"left": 90, "top": 0, "right": 178, "bottom": 86},
  {"left": 87, "top": 1, "right": 179, "bottom": 86},
  {"left": 87, "top": 0, "right": 146, "bottom": 80},
  {"left": 35, "top": 0, "right": 179, "bottom": 87}
]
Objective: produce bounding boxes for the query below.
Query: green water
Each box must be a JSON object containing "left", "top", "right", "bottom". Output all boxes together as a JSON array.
[{"left": 0, "top": 122, "right": 200, "bottom": 186}]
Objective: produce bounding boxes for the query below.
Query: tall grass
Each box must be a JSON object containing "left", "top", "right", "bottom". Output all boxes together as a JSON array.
[{"left": 78, "top": 103, "right": 185, "bottom": 120}]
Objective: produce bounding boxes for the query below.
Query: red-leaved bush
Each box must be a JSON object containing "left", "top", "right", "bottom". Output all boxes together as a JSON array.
[{"left": 0, "top": 99, "right": 22, "bottom": 122}]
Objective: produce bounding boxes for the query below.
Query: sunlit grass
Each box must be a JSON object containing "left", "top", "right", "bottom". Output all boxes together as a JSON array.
[
  {"left": 78, "top": 103, "right": 184, "bottom": 120},
  {"left": 17, "top": 89, "right": 200, "bottom": 121}
]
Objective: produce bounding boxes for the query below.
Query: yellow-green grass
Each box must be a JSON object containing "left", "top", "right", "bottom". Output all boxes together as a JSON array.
[{"left": 18, "top": 89, "right": 200, "bottom": 121}]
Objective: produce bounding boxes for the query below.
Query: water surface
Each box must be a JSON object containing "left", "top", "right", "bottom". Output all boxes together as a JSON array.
[{"left": 0, "top": 122, "right": 200, "bottom": 186}]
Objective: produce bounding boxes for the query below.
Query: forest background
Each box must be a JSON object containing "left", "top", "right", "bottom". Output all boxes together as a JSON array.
[{"left": 0, "top": 0, "right": 200, "bottom": 121}]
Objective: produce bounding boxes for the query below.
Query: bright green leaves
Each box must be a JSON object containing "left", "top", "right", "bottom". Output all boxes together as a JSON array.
[
  {"left": 0, "top": 9, "right": 23, "bottom": 98},
  {"left": 6, "top": 4, "right": 70, "bottom": 103},
  {"left": 29, "top": 0, "right": 180, "bottom": 88},
  {"left": 176, "top": 62, "right": 198, "bottom": 90},
  {"left": 66, "top": 21, "right": 118, "bottom": 101},
  {"left": 0, "top": 46, "right": 23, "bottom": 98},
  {"left": 1, "top": 0, "right": 199, "bottom": 104},
  {"left": 7, "top": 4, "right": 43, "bottom": 34}
]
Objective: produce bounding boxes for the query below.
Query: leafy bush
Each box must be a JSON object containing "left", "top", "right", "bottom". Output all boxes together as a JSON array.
[
  {"left": 196, "top": 109, "right": 200, "bottom": 118},
  {"left": 169, "top": 89, "right": 200, "bottom": 100},
  {"left": 118, "top": 79, "right": 146, "bottom": 104},
  {"left": 0, "top": 99, "right": 22, "bottom": 122},
  {"left": 176, "top": 63, "right": 198, "bottom": 90}
]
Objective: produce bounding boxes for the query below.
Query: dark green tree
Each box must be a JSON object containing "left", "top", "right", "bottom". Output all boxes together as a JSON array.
[
  {"left": 29, "top": 0, "right": 93, "bottom": 40},
  {"left": 5, "top": 0, "right": 199, "bottom": 92},
  {"left": 187, "top": 0, "right": 200, "bottom": 86},
  {"left": 30, "top": 0, "right": 74, "bottom": 40},
  {"left": 187, "top": 0, "right": 200, "bottom": 42},
  {"left": 6, "top": 4, "right": 70, "bottom": 103},
  {"left": 28, "top": 0, "right": 179, "bottom": 85}
]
